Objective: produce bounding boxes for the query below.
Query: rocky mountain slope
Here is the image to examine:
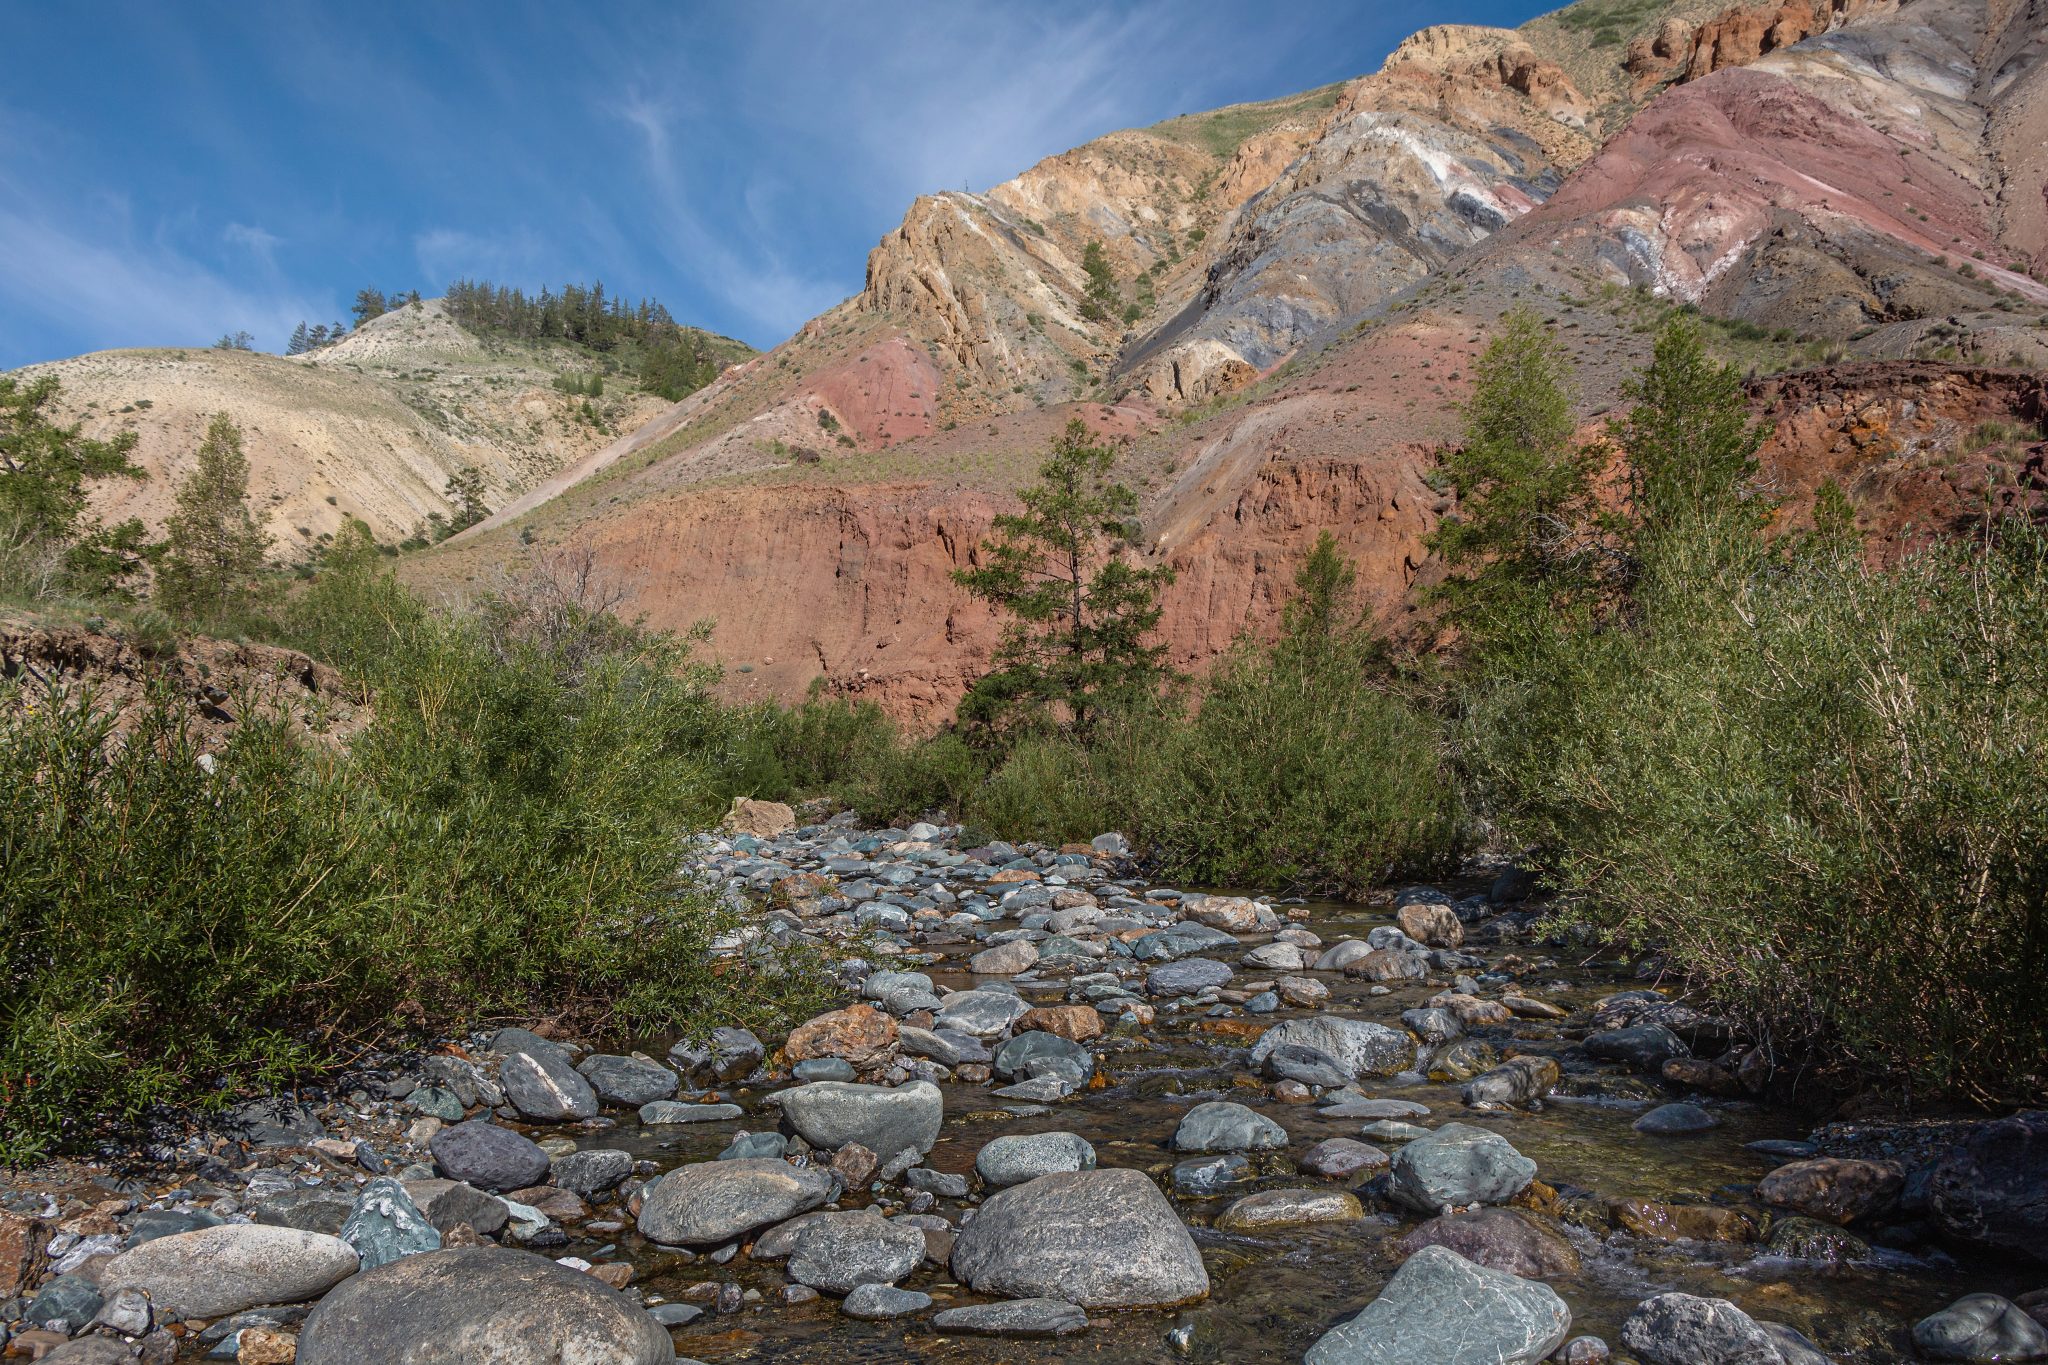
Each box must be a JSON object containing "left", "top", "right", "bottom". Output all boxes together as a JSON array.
[
  {"left": 13, "top": 301, "right": 752, "bottom": 555},
  {"left": 410, "top": 0, "right": 2048, "bottom": 718}
]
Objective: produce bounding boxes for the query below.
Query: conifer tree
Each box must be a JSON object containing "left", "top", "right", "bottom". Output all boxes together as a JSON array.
[
  {"left": 1426, "top": 305, "right": 1600, "bottom": 654},
  {"left": 287, "top": 322, "right": 311, "bottom": 355},
  {"left": 953, "top": 418, "right": 1174, "bottom": 738},
  {"left": 1613, "top": 314, "right": 1773, "bottom": 541},
  {"left": 155, "top": 414, "right": 269, "bottom": 622}
]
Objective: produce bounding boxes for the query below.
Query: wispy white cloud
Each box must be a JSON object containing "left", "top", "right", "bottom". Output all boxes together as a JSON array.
[
  {"left": 0, "top": 191, "right": 328, "bottom": 362},
  {"left": 222, "top": 221, "right": 282, "bottom": 266},
  {"left": 613, "top": 89, "right": 850, "bottom": 339}
]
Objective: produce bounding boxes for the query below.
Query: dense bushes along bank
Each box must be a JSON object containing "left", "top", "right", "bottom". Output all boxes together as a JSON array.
[{"left": 1, "top": 533, "right": 835, "bottom": 1164}]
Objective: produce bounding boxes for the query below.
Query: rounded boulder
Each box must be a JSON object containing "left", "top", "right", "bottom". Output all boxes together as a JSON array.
[{"left": 296, "top": 1246, "right": 673, "bottom": 1364}]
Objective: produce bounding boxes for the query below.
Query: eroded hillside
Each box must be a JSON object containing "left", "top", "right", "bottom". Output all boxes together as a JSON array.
[{"left": 14, "top": 301, "right": 751, "bottom": 555}]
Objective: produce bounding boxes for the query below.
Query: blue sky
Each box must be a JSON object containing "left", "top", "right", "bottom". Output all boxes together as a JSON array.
[{"left": 1, "top": 0, "right": 1548, "bottom": 369}]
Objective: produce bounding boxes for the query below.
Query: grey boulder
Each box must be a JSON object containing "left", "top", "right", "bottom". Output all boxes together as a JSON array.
[
  {"left": 1389, "top": 1123, "right": 1537, "bottom": 1212},
  {"left": 993, "top": 1031, "right": 1093, "bottom": 1086},
  {"left": 1249, "top": 1016, "right": 1415, "bottom": 1080},
  {"left": 1171, "top": 1101, "right": 1288, "bottom": 1153},
  {"left": 339, "top": 1177, "right": 441, "bottom": 1269},
  {"left": 1619, "top": 1292, "right": 1785, "bottom": 1365},
  {"left": 667, "top": 1027, "right": 765, "bottom": 1085},
  {"left": 950, "top": 1168, "right": 1209, "bottom": 1308},
  {"left": 933, "top": 990, "right": 1032, "bottom": 1038},
  {"left": 1146, "top": 957, "right": 1234, "bottom": 996},
  {"left": 295, "top": 1246, "right": 673, "bottom": 1365},
  {"left": 786, "top": 1210, "right": 926, "bottom": 1293},
  {"left": 1303, "top": 1244, "right": 1571, "bottom": 1364},
  {"left": 500, "top": 1048, "right": 599, "bottom": 1122},
  {"left": 576, "top": 1053, "right": 678, "bottom": 1107},
  {"left": 636, "top": 1158, "right": 835, "bottom": 1247},
  {"left": 550, "top": 1148, "right": 633, "bottom": 1197},
  {"left": 428, "top": 1121, "right": 551, "bottom": 1193},
  {"left": 99, "top": 1223, "right": 360, "bottom": 1319},
  {"left": 769, "top": 1080, "right": 943, "bottom": 1159},
  {"left": 1928, "top": 1109, "right": 2048, "bottom": 1261},
  {"left": 975, "top": 1131, "right": 1098, "bottom": 1187},
  {"left": 1913, "top": 1294, "right": 2048, "bottom": 1362}
]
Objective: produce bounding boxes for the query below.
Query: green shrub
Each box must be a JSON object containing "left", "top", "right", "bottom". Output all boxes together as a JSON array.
[
  {"left": 1, "top": 551, "right": 830, "bottom": 1163},
  {"left": 1469, "top": 520, "right": 2048, "bottom": 1099}
]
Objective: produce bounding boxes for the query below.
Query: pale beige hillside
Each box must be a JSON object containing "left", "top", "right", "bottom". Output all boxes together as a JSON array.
[{"left": 13, "top": 301, "right": 681, "bottom": 557}]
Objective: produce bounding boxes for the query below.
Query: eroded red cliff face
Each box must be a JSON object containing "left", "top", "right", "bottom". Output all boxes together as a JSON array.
[{"left": 570, "top": 362, "right": 2044, "bottom": 726}]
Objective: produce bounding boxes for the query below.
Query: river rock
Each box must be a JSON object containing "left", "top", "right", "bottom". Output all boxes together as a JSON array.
[
  {"left": 576, "top": 1054, "right": 678, "bottom": 1107},
  {"left": 1300, "top": 1138, "right": 1390, "bottom": 1179},
  {"left": 769, "top": 1080, "right": 943, "bottom": 1159},
  {"left": 1397, "top": 901, "right": 1463, "bottom": 948},
  {"left": 1017, "top": 1004, "right": 1104, "bottom": 1042},
  {"left": 724, "top": 796, "right": 794, "bottom": 837},
  {"left": 841, "top": 1283, "right": 931, "bottom": 1319},
  {"left": 1912, "top": 1294, "right": 2048, "bottom": 1361},
  {"left": 1135, "top": 923, "right": 1241, "bottom": 961},
  {"left": 783, "top": 1004, "right": 899, "bottom": 1073},
  {"left": 550, "top": 1148, "right": 633, "bottom": 1197},
  {"left": 1765, "top": 1214, "right": 1868, "bottom": 1261},
  {"left": 976, "top": 1131, "right": 1097, "bottom": 1187},
  {"left": 639, "top": 1101, "right": 743, "bottom": 1123},
  {"left": 1183, "top": 894, "right": 1272, "bottom": 932},
  {"left": 930, "top": 1297, "right": 1090, "bottom": 1336},
  {"left": 970, "top": 939, "right": 1040, "bottom": 974},
  {"left": 296, "top": 1246, "right": 673, "bottom": 1364},
  {"left": 339, "top": 1177, "right": 441, "bottom": 1269},
  {"left": 636, "top": 1158, "right": 834, "bottom": 1246},
  {"left": 1634, "top": 1102, "right": 1719, "bottom": 1135},
  {"left": 993, "top": 1031, "right": 1094, "bottom": 1086},
  {"left": 1249, "top": 1016, "right": 1415, "bottom": 1080},
  {"left": 1262, "top": 1044, "right": 1352, "bottom": 1089},
  {"left": 1755, "top": 1157, "right": 1902, "bottom": 1224},
  {"left": 1215, "top": 1188, "right": 1363, "bottom": 1231},
  {"left": 667, "top": 1026, "right": 765, "bottom": 1085},
  {"left": 787, "top": 1210, "right": 925, "bottom": 1293},
  {"left": 99, "top": 1224, "right": 360, "bottom": 1319},
  {"left": 949, "top": 1168, "right": 1209, "bottom": 1308},
  {"left": 1314, "top": 940, "right": 1376, "bottom": 971},
  {"left": 1346, "top": 947, "right": 1428, "bottom": 981},
  {"left": 1584, "top": 1024, "right": 1689, "bottom": 1073},
  {"left": 1389, "top": 1123, "right": 1537, "bottom": 1212},
  {"left": 1929, "top": 1109, "right": 2048, "bottom": 1260},
  {"left": 1173, "top": 1153, "right": 1255, "bottom": 1195},
  {"left": 1397, "top": 1208, "right": 1578, "bottom": 1277},
  {"left": 1402, "top": 1008, "right": 1464, "bottom": 1045},
  {"left": 1147, "top": 957, "right": 1234, "bottom": 996},
  {"left": 934, "top": 990, "right": 1031, "bottom": 1038},
  {"left": 1171, "top": 1101, "right": 1288, "bottom": 1153},
  {"left": 1303, "top": 1244, "right": 1571, "bottom": 1364},
  {"left": 1244, "top": 941, "right": 1307, "bottom": 971},
  {"left": 1461, "top": 1057, "right": 1559, "bottom": 1110},
  {"left": 500, "top": 1049, "right": 599, "bottom": 1122},
  {"left": 1619, "top": 1292, "right": 1783, "bottom": 1364}
]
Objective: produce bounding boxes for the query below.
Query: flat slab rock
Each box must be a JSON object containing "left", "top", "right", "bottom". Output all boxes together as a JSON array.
[
  {"left": 99, "top": 1224, "right": 360, "bottom": 1320},
  {"left": 932, "top": 1298, "right": 1092, "bottom": 1337}
]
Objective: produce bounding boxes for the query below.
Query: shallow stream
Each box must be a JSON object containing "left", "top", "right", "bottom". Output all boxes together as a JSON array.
[{"left": 585, "top": 895, "right": 2029, "bottom": 1363}]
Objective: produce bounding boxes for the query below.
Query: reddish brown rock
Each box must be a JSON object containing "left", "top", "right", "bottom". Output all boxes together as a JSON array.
[
  {"left": 783, "top": 1003, "right": 900, "bottom": 1074},
  {"left": 0, "top": 1210, "right": 47, "bottom": 1299},
  {"left": 1398, "top": 902, "right": 1464, "bottom": 948},
  {"left": 1017, "top": 1005, "right": 1105, "bottom": 1043},
  {"left": 1610, "top": 1197, "right": 1760, "bottom": 1243},
  {"left": 1756, "top": 1158, "right": 1904, "bottom": 1225}
]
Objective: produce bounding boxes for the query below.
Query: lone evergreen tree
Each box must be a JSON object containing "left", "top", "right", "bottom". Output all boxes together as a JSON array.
[
  {"left": 444, "top": 464, "right": 489, "bottom": 535},
  {"left": 1426, "top": 305, "right": 1600, "bottom": 654},
  {"left": 155, "top": 414, "right": 269, "bottom": 622},
  {"left": 953, "top": 418, "right": 1174, "bottom": 737},
  {"left": 1078, "top": 241, "right": 1121, "bottom": 325}
]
